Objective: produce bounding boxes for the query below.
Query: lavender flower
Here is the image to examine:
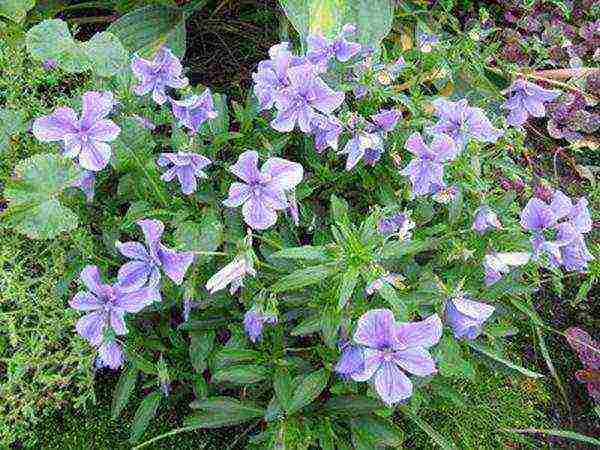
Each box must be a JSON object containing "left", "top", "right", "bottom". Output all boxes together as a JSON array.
[
  {"left": 341, "top": 131, "right": 384, "bottom": 170},
  {"left": 171, "top": 89, "right": 218, "bottom": 133},
  {"left": 243, "top": 307, "right": 277, "bottom": 342},
  {"left": 71, "top": 170, "right": 96, "bottom": 203},
  {"left": 520, "top": 190, "right": 593, "bottom": 271},
  {"left": 368, "top": 109, "right": 401, "bottom": 133},
  {"left": 271, "top": 64, "right": 344, "bottom": 133},
  {"left": 346, "top": 309, "right": 442, "bottom": 405},
  {"left": 427, "top": 98, "right": 503, "bottom": 149},
  {"left": 310, "top": 115, "right": 344, "bottom": 153},
  {"left": 502, "top": 80, "right": 561, "bottom": 127},
  {"left": 400, "top": 132, "right": 458, "bottom": 197},
  {"left": 69, "top": 265, "right": 159, "bottom": 346},
  {"left": 32, "top": 91, "right": 120, "bottom": 171},
  {"left": 417, "top": 30, "right": 440, "bottom": 53},
  {"left": 116, "top": 219, "right": 195, "bottom": 292},
  {"left": 472, "top": 206, "right": 502, "bottom": 234},
  {"left": 42, "top": 59, "right": 58, "bottom": 71},
  {"left": 445, "top": 295, "right": 495, "bottom": 340},
  {"left": 376, "top": 57, "right": 406, "bottom": 86},
  {"left": 157, "top": 152, "right": 211, "bottom": 195},
  {"left": 252, "top": 42, "right": 305, "bottom": 110},
  {"left": 205, "top": 253, "right": 255, "bottom": 295},
  {"left": 223, "top": 151, "right": 303, "bottom": 230},
  {"left": 483, "top": 252, "right": 530, "bottom": 286},
  {"left": 334, "top": 344, "right": 365, "bottom": 379},
  {"left": 432, "top": 185, "right": 459, "bottom": 204},
  {"left": 378, "top": 213, "right": 415, "bottom": 239},
  {"left": 97, "top": 341, "right": 124, "bottom": 370},
  {"left": 306, "top": 24, "right": 362, "bottom": 69},
  {"left": 131, "top": 47, "right": 188, "bottom": 105}
]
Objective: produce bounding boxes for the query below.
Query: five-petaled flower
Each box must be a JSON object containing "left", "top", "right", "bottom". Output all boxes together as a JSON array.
[
  {"left": 428, "top": 98, "right": 503, "bottom": 150},
  {"left": 171, "top": 89, "right": 218, "bottom": 133},
  {"left": 157, "top": 152, "right": 212, "bottom": 195},
  {"left": 445, "top": 294, "right": 495, "bottom": 340},
  {"left": 483, "top": 252, "right": 530, "bottom": 286},
  {"left": 502, "top": 80, "right": 560, "bottom": 128},
  {"left": 520, "top": 190, "right": 593, "bottom": 272},
  {"left": 116, "top": 219, "right": 195, "bottom": 292},
  {"left": 400, "top": 132, "right": 458, "bottom": 196},
  {"left": 243, "top": 307, "right": 277, "bottom": 343},
  {"left": 343, "top": 309, "right": 442, "bottom": 405},
  {"left": 271, "top": 64, "right": 345, "bottom": 133},
  {"left": 306, "top": 23, "right": 362, "bottom": 69},
  {"left": 223, "top": 151, "right": 304, "bottom": 230},
  {"left": 33, "top": 91, "right": 120, "bottom": 171},
  {"left": 472, "top": 205, "right": 503, "bottom": 234},
  {"left": 69, "top": 265, "right": 159, "bottom": 347},
  {"left": 131, "top": 47, "right": 188, "bottom": 105}
]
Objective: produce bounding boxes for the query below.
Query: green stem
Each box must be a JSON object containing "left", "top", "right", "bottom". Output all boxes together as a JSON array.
[{"left": 132, "top": 426, "right": 204, "bottom": 450}]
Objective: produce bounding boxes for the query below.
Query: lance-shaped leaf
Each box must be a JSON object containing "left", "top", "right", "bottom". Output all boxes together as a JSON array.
[
  {"left": 3, "top": 153, "right": 81, "bottom": 239},
  {"left": 0, "top": 0, "right": 35, "bottom": 22},
  {"left": 185, "top": 397, "right": 265, "bottom": 429},
  {"left": 107, "top": 5, "right": 187, "bottom": 58},
  {"left": 287, "top": 369, "right": 329, "bottom": 414}
]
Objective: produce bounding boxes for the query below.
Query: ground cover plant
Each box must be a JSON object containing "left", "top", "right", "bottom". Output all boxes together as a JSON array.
[{"left": 1, "top": 0, "right": 599, "bottom": 448}]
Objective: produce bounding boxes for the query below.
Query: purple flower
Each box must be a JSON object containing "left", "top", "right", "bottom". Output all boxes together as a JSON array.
[
  {"left": 205, "top": 253, "right": 255, "bottom": 295},
  {"left": 417, "top": 30, "right": 440, "bottom": 53},
  {"left": 42, "top": 59, "right": 58, "bottom": 71},
  {"left": 432, "top": 185, "right": 459, "bottom": 204},
  {"left": 376, "top": 58, "right": 406, "bottom": 86},
  {"left": 520, "top": 190, "right": 593, "bottom": 271},
  {"left": 335, "top": 344, "right": 365, "bottom": 379},
  {"left": 502, "top": 80, "right": 561, "bottom": 127},
  {"left": 71, "top": 170, "right": 96, "bottom": 203},
  {"left": 271, "top": 64, "right": 345, "bottom": 133},
  {"left": 340, "top": 131, "right": 384, "bottom": 170},
  {"left": 243, "top": 307, "right": 277, "bottom": 342},
  {"left": 310, "top": 115, "right": 344, "bottom": 152},
  {"left": 131, "top": 47, "right": 188, "bottom": 105},
  {"left": 252, "top": 42, "right": 305, "bottom": 110},
  {"left": 157, "top": 152, "right": 211, "bottom": 195},
  {"left": 483, "top": 252, "right": 530, "bottom": 286},
  {"left": 400, "top": 132, "right": 458, "bottom": 197},
  {"left": 306, "top": 24, "right": 362, "bottom": 69},
  {"left": 427, "top": 98, "right": 503, "bottom": 149},
  {"left": 378, "top": 213, "right": 415, "bottom": 239},
  {"left": 472, "top": 206, "right": 502, "bottom": 234},
  {"left": 223, "top": 151, "right": 303, "bottom": 230},
  {"left": 286, "top": 189, "right": 300, "bottom": 226},
  {"left": 32, "top": 91, "right": 120, "bottom": 171},
  {"left": 170, "top": 89, "right": 218, "bottom": 133},
  {"left": 116, "top": 219, "right": 195, "bottom": 292},
  {"left": 69, "top": 265, "right": 159, "bottom": 346},
  {"left": 347, "top": 309, "right": 442, "bottom": 405},
  {"left": 368, "top": 109, "right": 401, "bottom": 133},
  {"left": 97, "top": 341, "right": 124, "bottom": 370},
  {"left": 445, "top": 295, "right": 495, "bottom": 340}
]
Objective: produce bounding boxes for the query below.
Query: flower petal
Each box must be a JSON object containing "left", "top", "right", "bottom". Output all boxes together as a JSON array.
[
  {"left": 80, "top": 265, "right": 108, "bottom": 295},
  {"left": 78, "top": 141, "right": 112, "bottom": 171},
  {"left": 75, "top": 311, "right": 105, "bottom": 346},
  {"left": 373, "top": 361, "right": 413, "bottom": 405},
  {"left": 110, "top": 309, "right": 127, "bottom": 335},
  {"left": 117, "top": 260, "right": 152, "bottom": 292},
  {"left": 114, "top": 286, "right": 160, "bottom": 312},
  {"left": 395, "top": 314, "right": 442, "bottom": 349},
  {"left": 393, "top": 347, "right": 437, "bottom": 376},
  {"left": 353, "top": 309, "right": 397, "bottom": 350},
  {"left": 87, "top": 119, "right": 120, "bottom": 142},
  {"left": 80, "top": 91, "right": 114, "bottom": 128},
  {"left": 32, "top": 107, "right": 79, "bottom": 142},
  {"left": 137, "top": 219, "right": 164, "bottom": 259},
  {"left": 242, "top": 195, "right": 278, "bottom": 230},
  {"left": 69, "top": 292, "right": 103, "bottom": 311},
  {"left": 116, "top": 241, "right": 150, "bottom": 261},
  {"left": 223, "top": 182, "right": 251, "bottom": 207},
  {"left": 97, "top": 341, "right": 124, "bottom": 370},
  {"left": 230, "top": 151, "right": 261, "bottom": 184},
  {"left": 350, "top": 348, "right": 384, "bottom": 382},
  {"left": 261, "top": 157, "right": 304, "bottom": 191},
  {"left": 157, "top": 244, "right": 194, "bottom": 285}
]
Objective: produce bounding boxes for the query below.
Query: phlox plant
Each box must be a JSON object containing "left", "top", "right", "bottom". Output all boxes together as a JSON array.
[{"left": 3, "top": 2, "right": 598, "bottom": 448}]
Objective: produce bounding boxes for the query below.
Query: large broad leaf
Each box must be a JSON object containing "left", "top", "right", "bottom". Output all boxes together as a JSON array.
[
  {"left": 107, "top": 5, "right": 186, "bottom": 59},
  {"left": 0, "top": 0, "right": 35, "bottom": 22},
  {"left": 129, "top": 391, "right": 161, "bottom": 443},
  {"left": 26, "top": 20, "right": 128, "bottom": 76},
  {"left": 279, "top": 0, "right": 394, "bottom": 50},
  {"left": 435, "top": 335, "right": 475, "bottom": 380},
  {"left": 175, "top": 209, "right": 224, "bottom": 256},
  {"left": 287, "top": 369, "right": 329, "bottom": 414},
  {"left": 2, "top": 153, "right": 81, "bottom": 239},
  {"left": 0, "top": 108, "right": 26, "bottom": 154},
  {"left": 185, "top": 397, "right": 265, "bottom": 429}
]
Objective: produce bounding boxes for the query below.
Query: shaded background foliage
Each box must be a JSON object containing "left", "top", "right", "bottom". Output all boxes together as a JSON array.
[{"left": 0, "top": 0, "right": 599, "bottom": 448}]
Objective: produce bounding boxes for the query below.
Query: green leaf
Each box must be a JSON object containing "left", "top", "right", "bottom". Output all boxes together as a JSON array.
[
  {"left": 272, "top": 245, "right": 330, "bottom": 261},
  {"left": 175, "top": 210, "right": 224, "bottom": 255},
  {"left": 404, "top": 411, "right": 457, "bottom": 450},
  {"left": 435, "top": 335, "right": 475, "bottom": 380},
  {"left": 213, "top": 348, "right": 261, "bottom": 368},
  {"left": 26, "top": 19, "right": 73, "bottom": 62},
  {"left": 381, "top": 239, "right": 437, "bottom": 259},
  {"left": 330, "top": 193, "right": 349, "bottom": 223},
  {"left": 0, "top": 108, "right": 26, "bottom": 154},
  {"left": 209, "top": 93, "right": 230, "bottom": 135},
  {"left": 211, "top": 365, "right": 270, "bottom": 385},
  {"left": 351, "top": 416, "right": 404, "bottom": 448},
  {"left": 273, "top": 369, "right": 294, "bottom": 412},
  {"left": 448, "top": 188, "right": 463, "bottom": 225},
  {"left": 85, "top": 31, "right": 129, "bottom": 77},
  {"left": 0, "top": 0, "right": 35, "bottom": 22},
  {"left": 112, "top": 116, "right": 155, "bottom": 172},
  {"left": 338, "top": 266, "right": 360, "bottom": 309},
  {"left": 185, "top": 397, "right": 264, "bottom": 429},
  {"left": 270, "top": 264, "right": 337, "bottom": 293},
  {"left": 111, "top": 365, "right": 139, "bottom": 419},
  {"left": 3, "top": 154, "right": 81, "bottom": 239},
  {"left": 189, "top": 330, "right": 214, "bottom": 374},
  {"left": 107, "top": 5, "right": 186, "bottom": 58},
  {"left": 468, "top": 341, "right": 544, "bottom": 378},
  {"left": 503, "top": 428, "right": 600, "bottom": 447},
  {"left": 290, "top": 316, "right": 321, "bottom": 336},
  {"left": 129, "top": 391, "right": 161, "bottom": 443},
  {"left": 287, "top": 369, "right": 329, "bottom": 414},
  {"left": 322, "top": 396, "right": 382, "bottom": 415}
]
